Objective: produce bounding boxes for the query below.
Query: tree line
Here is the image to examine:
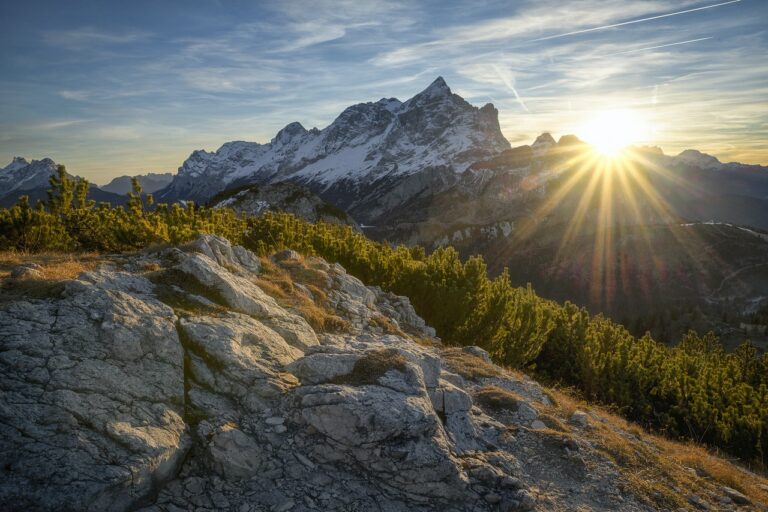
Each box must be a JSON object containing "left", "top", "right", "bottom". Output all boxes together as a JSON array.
[{"left": 1, "top": 166, "right": 766, "bottom": 466}]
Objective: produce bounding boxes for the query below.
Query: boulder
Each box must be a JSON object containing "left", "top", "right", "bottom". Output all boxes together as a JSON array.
[
  {"left": 206, "top": 425, "right": 263, "bottom": 479},
  {"left": 188, "top": 234, "right": 260, "bottom": 274},
  {"left": 570, "top": 410, "right": 590, "bottom": 428},
  {"left": 177, "top": 252, "right": 318, "bottom": 349},
  {"left": 10, "top": 263, "right": 43, "bottom": 279},
  {"left": 180, "top": 313, "right": 302, "bottom": 405},
  {"left": 0, "top": 270, "right": 189, "bottom": 511},
  {"left": 462, "top": 345, "right": 492, "bottom": 363},
  {"left": 722, "top": 486, "right": 751, "bottom": 505}
]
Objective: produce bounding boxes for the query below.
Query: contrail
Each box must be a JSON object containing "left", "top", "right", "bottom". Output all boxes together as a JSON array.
[
  {"left": 597, "top": 37, "right": 713, "bottom": 57},
  {"left": 531, "top": 0, "right": 741, "bottom": 42},
  {"left": 492, "top": 64, "right": 529, "bottom": 112}
]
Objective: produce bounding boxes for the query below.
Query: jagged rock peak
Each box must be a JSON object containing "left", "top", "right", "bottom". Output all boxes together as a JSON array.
[
  {"left": 273, "top": 121, "right": 309, "bottom": 145},
  {"left": 158, "top": 76, "right": 511, "bottom": 215},
  {"left": 422, "top": 76, "right": 451, "bottom": 96},
  {"left": 3, "top": 156, "right": 29, "bottom": 171},
  {"left": 405, "top": 76, "right": 455, "bottom": 107},
  {"left": 376, "top": 97, "right": 403, "bottom": 112},
  {"left": 533, "top": 133, "right": 556, "bottom": 146}
]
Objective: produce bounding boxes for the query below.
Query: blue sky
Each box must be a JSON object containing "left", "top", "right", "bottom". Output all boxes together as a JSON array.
[{"left": 1, "top": 0, "right": 766, "bottom": 182}]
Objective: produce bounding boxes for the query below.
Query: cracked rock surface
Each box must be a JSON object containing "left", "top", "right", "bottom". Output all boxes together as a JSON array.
[{"left": 1, "top": 235, "right": 691, "bottom": 511}]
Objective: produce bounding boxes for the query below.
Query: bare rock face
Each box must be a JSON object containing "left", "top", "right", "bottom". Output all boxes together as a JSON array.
[
  {"left": 176, "top": 245, "right": 318, "bottom": 349},
  {"left": 0, "top": 269, "right": 189, "bottom": 511},
  {"left": 1, "top": 235, "right": 701, "bottom": 511}
]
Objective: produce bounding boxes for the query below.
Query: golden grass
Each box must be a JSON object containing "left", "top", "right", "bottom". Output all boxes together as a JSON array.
[
  {"left": 474, "top": 385, "right": 526, "bottom": 412},
  {"left": 412, "top": 336, "right": 442, "bottom": 348},
  {"left": 330, "top": 349, "right": 407, "bottom": 386},
  {"left": 442, "top": 347, "right": 502, "bottom": 380},
  {"left": 369, "top": 313, "right": 405, "bottom": 335},
  {"left": 0, "top": 251, "right": 104, "bottom": 303},
  {"left": 539, "top": 385, "right": 768, "bottom": 508},
  {"left": 0, "top": 251, "right": 101, "bottom": 278},
  {"left": 654, "top": 432, "right": 768, "bottom": 505},
  {"left": 255, "top": 255, "right": 351, "bottom": 334}
]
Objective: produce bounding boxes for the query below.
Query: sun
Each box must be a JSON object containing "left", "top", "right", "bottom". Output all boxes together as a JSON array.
[{"left": 579, "top": 109, "right": 650, "bottom": 157}]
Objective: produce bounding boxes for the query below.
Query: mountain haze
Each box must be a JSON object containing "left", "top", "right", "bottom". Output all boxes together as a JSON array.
[{"left": 100, "top": 172, "right": 173, "bottom": 195}]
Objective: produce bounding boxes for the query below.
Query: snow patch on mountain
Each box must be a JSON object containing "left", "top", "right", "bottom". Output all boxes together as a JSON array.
[
  {"left": 673, "top": 149, "right": 722, "bottom": 170},
  {"left": 0, "top": 157, "right": 59, "bottom": 196},
  {"left": 157, "top": 77, "right": 511, "bottom": 204}
]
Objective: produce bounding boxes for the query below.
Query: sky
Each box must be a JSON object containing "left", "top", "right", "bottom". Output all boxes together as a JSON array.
[{"left": 1, "top": 0, "right": 767, "bottom": 183}]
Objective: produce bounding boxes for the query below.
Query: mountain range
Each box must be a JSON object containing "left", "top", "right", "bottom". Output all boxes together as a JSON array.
[
  {"left": 100, "top": 172, "right": 173, "bottom": 195},
  {"left": 0, "top": 157, "right": 127, "bottom": 208},
  {"left": 3, "top": 76, "right": 767, "bottom": 346},
  {"left": 155, "top": 77, "right": 510, "bottom": 221}
]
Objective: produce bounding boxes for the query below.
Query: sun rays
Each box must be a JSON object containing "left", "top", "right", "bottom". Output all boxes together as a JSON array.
[
  {"left": 515, "top": 142, "right": 717, "bottom": 311},
  {"left": 578, "top": 109, "right": 652, "bottom": 157}
]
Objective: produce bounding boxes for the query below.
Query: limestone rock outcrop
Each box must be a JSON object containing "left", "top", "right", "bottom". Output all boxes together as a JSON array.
[{"left": 3, "top": 235, "right": 740, "bottom": 511}]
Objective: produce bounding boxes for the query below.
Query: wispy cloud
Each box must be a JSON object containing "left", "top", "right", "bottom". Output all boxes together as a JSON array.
[
  {"left": 41, "top": 28, "right": 150, "bottom": 48},
  {"left": 530, "top": 0, "right": 741, "bottom": 42},
  {"left": 589, "top": 37, "right": 713, "bottom": 57},
  {"left": 37, "top": 119, "right": 90, "bottom": 130},
  {"left": 1, "top": 0, "right": 766, "bottom": 178},
  {"left": 375, "top": 0, "right": 707, "bottom": 66},
  {"left": 492, "top": 64, "right": 529, "bottom": 112}
]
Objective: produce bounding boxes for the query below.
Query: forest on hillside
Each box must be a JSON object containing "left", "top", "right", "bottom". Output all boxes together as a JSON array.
[{"left": 1, "top": 166, "right": 767, "bottom": 467}]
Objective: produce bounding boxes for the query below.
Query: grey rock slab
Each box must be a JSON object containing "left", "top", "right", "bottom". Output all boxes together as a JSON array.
[
  {"left": 0, "top": 270, "right": 189, "bottom": 511},
  {"left": 177, "top": 252, "right": 318, "bottom": 350}
]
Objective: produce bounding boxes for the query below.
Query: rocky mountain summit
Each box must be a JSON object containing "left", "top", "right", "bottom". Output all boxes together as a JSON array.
[
  {"left": 155, "top": 77, "right": 510, "bottom": 222},
  {"left": 0, "top": 157, "right": 59, "bottom": 198},
  {"left": 2, "top": 235, "right": 766, "bottom": 511}
]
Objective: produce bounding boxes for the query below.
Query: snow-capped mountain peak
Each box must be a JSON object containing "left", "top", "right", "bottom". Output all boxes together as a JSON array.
[
  {"left": 413, "top": 76, "right": 451, "bottom": 99},
  {"left": 156, "top": 77, "right": 511, "bottom": 218},
  {"left": 0, "top": 157, "right": 59, "bottom": 195},
  {"left": 273, "top": 122, "right": 309, "bottom": 146},
  {"left": 674, "top": 149, "right": 722, "bottom": 170},
  {"left": 3, "top": 157, "right": 30, "bottom": 172}
]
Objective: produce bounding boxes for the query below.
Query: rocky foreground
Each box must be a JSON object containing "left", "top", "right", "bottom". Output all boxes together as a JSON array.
[{"left": 1, "top": 236, "right": 766, "bottom": 511}]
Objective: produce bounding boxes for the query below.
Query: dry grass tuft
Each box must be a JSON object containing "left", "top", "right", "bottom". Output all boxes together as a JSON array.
[
  {"left": 149, "top": 269, "right": 229, "bottom": 316},
  {"left": 592, "top": 420, "right": 691, "bottom": 509},
  {"left": 474, "top": 385, "right": 525, "bottom": 413},
  {"left": 413, "top": 336, "right": 442, "bottom": 348},
  {"left": 255, "top": 256, "right": 351, "bottom": 334},
  {"left": 540, "top": 384, "right": 768, "bottom": 508},
  {"left": 653, "top": 433, "right": 768, "bottom": 505},
  {"left": 442, "top": 347, "right": 502, "bottom": 380},
  {"left": 294, "top": 300, "right": 352, "bottom": 333},
  {"left": 538, "top": 413, "right": 569, "bottom": 432},
  {"left": 0, "top": 251, "right": 104, "bottom": 303},
  {"left": 369, "top": 313, "right": 404, "bottom": 335},
  {"left": 330, "top": 349, "right": 408, "bottom": 386},
  {"left": 254, "top": 278, "right": 291, "bottom": 300},
  {"left": 140, "top": 261, "right": 162, "bottom": 272}
]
